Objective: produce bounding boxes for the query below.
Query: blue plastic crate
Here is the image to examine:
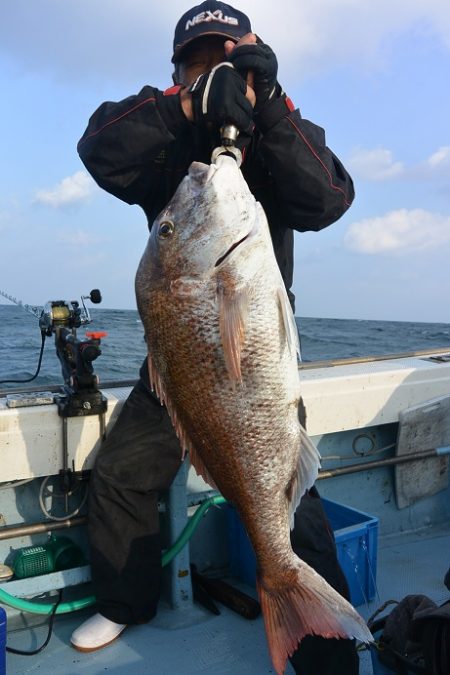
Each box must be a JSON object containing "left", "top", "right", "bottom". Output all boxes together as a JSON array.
[
  {"left": 227, "top": 498, "right": 378, "bottom": 607},
  {"left": 0, "top": 607, "right": 6, "bottom": 675},
  {"left": 322, "top": 498, "right": 378, "bottom": 606}
]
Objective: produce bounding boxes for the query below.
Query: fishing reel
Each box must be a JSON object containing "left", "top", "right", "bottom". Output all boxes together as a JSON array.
[
  {"left": 39, "top": 290, "right": 108, "bottom": 418},
  {"left": 39, "top": 289, "right": 102, "bottom": 335}
]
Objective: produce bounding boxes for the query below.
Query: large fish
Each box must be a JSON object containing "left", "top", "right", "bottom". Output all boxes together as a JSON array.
[{"left": 135, "top": 154, "right": 372, "bottom": 674}]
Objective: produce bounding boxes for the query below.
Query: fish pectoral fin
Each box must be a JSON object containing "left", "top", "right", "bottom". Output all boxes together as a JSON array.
[
  {"left": 276, "top": 286, "right": 301, "bottom": 360},
  {"left": 288, "top": 425, "right": 321, "bottom": 529},
  {"left": 217, "top": 284, "right": 249, "bottom": 386}
]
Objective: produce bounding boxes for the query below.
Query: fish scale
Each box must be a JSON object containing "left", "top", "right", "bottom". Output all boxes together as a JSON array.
[{"left": 135, "top": 154, "right": 372, "bottom": 674}]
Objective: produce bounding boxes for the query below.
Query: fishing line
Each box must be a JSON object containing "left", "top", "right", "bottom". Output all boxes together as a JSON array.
[{"left": 0, "top": 331, "right": 47, "bottom": 385}]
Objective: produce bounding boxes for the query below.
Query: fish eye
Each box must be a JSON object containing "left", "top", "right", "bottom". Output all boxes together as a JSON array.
[{"left": 158, "top": 220, "right": 174, "bottom": 238}]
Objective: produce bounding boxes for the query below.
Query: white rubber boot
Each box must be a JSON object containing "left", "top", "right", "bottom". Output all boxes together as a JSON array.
[{"left": 71, "top": 613, "right": 126, "bottom": 652}]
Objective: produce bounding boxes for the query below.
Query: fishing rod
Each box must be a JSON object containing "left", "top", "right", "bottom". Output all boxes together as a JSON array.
[
  {"left": 0, "top": 289, "right": 47, "bottom": 385},
  {"left": 0, "top": 287, "right": 104, "bottom": 389},
  {"left": 0, "top": 287, "right": 101, "bottom": 331},
  {"left": 0, "top": 289, "right": 42, "bottom": 320}
]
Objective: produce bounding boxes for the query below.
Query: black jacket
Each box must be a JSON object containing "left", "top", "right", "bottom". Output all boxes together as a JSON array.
[{"left": 78, "top": 85, "right": 354, "bottom": 309}]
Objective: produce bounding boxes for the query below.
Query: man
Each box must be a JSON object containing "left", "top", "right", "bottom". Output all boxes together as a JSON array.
[{"left": 72, "top": 2, "right": 359, "bottom": 673}]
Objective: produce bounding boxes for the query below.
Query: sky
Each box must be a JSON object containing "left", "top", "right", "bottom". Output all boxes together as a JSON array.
[{"left": 1, "top": 0, "right": 450, "bottom": 323}]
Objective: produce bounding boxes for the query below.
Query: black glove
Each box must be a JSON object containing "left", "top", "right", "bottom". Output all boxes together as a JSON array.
[
  {"left": 227, "top": 43, "right": 278, "bottom": 112},
  {"left": 189, "top": 63, "right": 254, "bottom": 135}
]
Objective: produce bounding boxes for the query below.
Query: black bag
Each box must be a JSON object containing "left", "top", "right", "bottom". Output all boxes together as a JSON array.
[{"left": 369, "top": 595, "right": 450, "bottom": 675}]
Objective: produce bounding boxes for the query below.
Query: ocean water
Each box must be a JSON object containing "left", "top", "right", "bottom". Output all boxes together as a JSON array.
[{"left": 1, "top": 304, "right": 450, "bottom": 391}]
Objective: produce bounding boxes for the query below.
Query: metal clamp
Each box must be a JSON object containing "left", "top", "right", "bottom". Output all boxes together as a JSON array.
[
  {"left": 211, "top": 145, "right": 242, "bottom": 166},
  {"left": 211, "top": 124, "right": 242, "bottom": 167}
]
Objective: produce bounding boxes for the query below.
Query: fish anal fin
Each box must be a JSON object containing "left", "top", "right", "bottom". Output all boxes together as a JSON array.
[
  {"left": 217, "top": 283, "right": 249, "bottom": 386},
  {"left": 258, "top": 561, "right": 373, "bottom": 675},
  {"left": 288, "top": 425, "right": 321, "bottom": 529}
]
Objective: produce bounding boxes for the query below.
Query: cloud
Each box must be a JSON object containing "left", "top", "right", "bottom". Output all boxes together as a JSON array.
[
  {"left": 344, "top": 208, "right": 450, "bottom": 254},
  {"left": 35, "top": 171, "right": 95, "bottom": 207},
  {"left": 57, "top": 230, "right": 101, "bottom": 246},
  {"left": 348, "top": 144, "right": 450, "bottom": 182},
  {"left": 1, "top": 1, "right": 450, "bottom": 83},
  {"left": 348, "top": 147, "right": 404, "bottom": 181},
  {"left": 427, "top": 146, "right": 450, "bottom": 168}
]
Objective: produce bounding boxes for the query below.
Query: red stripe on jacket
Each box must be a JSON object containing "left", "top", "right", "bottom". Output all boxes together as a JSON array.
[
  {"left": 286, "top": 117, "right": 352, "bottom": 208},
  {"left": 78, "top": 97, "right": 156, "bottom": 147}
]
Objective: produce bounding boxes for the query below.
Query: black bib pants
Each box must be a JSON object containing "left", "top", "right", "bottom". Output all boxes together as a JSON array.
[{"left": 88, "top": 362, "right": 359, "bottom": 674}]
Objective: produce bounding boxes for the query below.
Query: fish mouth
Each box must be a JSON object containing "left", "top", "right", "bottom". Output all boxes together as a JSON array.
[{"left": 215, "top": 232, "right": 251, "bottom": 267}]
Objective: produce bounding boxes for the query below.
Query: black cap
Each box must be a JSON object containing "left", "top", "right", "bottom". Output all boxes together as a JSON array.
[{"left": 172, "top": 1, "right": 252, "bottom": 63}]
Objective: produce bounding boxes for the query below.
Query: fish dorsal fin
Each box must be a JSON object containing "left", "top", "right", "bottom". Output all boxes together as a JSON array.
[
  {"left": 288, "top": 424, "right": 321, "bottom": 529},
  {"left": 147, "top": 354, "right": 218, "bottom": 489},
  {"left": 217, "top": 283, "right": 249, "bottom": 386},
  {"left": 187, "top": 445, "right": 218, "bottom": 490},
  {"left": 277, "top": 285, "right": 301, "bottom": 360}
]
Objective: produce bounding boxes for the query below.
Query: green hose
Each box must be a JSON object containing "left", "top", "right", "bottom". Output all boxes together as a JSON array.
[
  {"left": 0, "top": 495, "right": 227, "bottom": 615},
  {"left": 0, "top": 590, "right": 96, "bottom": 616},
  {"left": 161, "top": 495, "right": 226, "bottom": 567}
]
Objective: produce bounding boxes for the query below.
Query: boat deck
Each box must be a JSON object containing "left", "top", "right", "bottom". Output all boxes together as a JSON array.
[{"left": 5, "top": 521, "right": 450, "bottom": 675}]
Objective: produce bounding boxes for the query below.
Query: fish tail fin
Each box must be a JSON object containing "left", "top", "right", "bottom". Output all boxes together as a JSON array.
[{"left": 257, "top": 561, "right": 372, "bottom": 675}]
